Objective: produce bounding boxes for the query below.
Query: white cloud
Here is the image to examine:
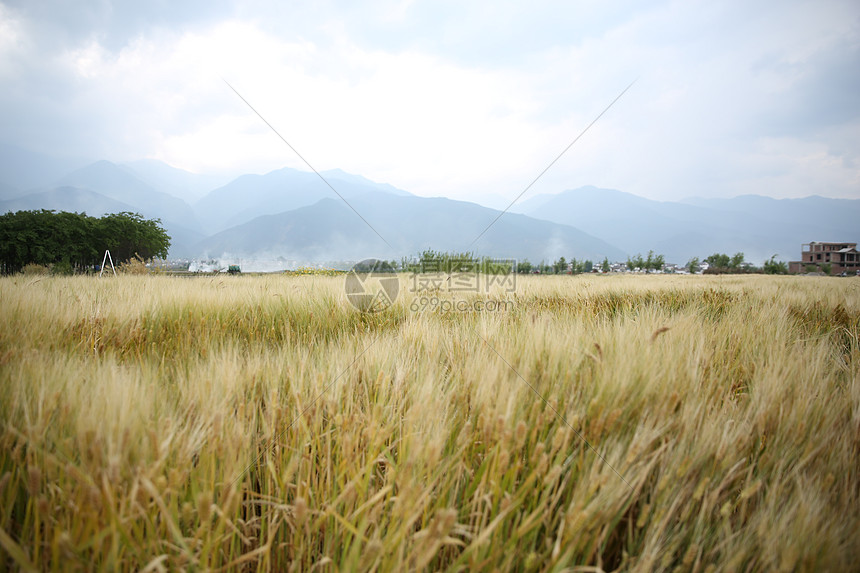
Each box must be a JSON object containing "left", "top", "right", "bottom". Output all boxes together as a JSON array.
[{"left": 1, "top": 0, "right": 858, "bottom": 201}]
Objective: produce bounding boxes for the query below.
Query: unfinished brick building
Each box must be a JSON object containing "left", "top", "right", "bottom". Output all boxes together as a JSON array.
[{"left": 789, "top": 242, "right": 860, "bottom": 275}]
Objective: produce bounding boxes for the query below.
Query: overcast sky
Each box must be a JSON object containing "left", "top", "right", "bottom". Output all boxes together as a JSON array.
[{"left": 1, "top": 0, "right": 858, "bottom": 203}]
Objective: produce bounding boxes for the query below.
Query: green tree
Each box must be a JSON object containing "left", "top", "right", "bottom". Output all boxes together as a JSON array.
[
  {"left": 553, "top": 256, "right": 567, "bottom": 274},
  {"left": 687, "top": 257, "right": 700, "bottom": 274},
  {"left": 705, "top": 253, "right": 731, "bottom": 270},
  {"left": 763, "top": 255, "right": 788, "bottom": 275},
  {"left": 584, "top": 260, "right": 593, "bottom": 273},
  {"left": 601, "top": 257, "right": 610, "bottom": 273},
  {"left": 98, "top": 212, "right": 170, "bottom": 263},
  {"left": 0, "top": 210, "right": 170, "bottom": 274},
  {"left": 730, "top": 252, "right": 745, "bottom": 269},
  {"left": 517, "top": 259, "right": 532, "bottom": 274},
  {"left": 570, "top": 258, "right": 588, "bottom": 274},
  {"left": 653, "top": 254, "right": 665, "bottom": 272}
]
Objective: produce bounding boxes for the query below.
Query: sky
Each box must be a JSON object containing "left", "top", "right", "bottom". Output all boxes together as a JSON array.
[{"left": 1, "top": 0, "right": 858, "bottom": 205}]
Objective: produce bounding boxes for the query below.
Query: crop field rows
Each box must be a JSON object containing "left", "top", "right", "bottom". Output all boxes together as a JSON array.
[{"left": 1, "top": 274, "right": 858, "bottom": 571}]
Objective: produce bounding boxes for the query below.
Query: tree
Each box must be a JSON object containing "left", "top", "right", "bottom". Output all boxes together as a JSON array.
[
  {"left": 97, "top": 212, "right": 170, "bottom": 263},
  {"left": 553, "top": 256, "right": 567, "bottom": 274},
  {"left": 584, "top": 260, "right": 593, "bottom": 273},
  {"left": 730, "top": 252, "right": 745, "bottom": 269},
  {"left": 516, "top": 259, "right": 532, "bottom": 274},
  {"left": 652, "top": 253, "right": 665, "bottom": 272},
  {"left": 0, "top": 210, "right": 170, "bottom": 274},
  {"left": 569, "top": 258, "right": 588, "bottom": 274},
  {"left": 687, "top": 257, "right": 700, "bottom": 274},
  {"left": 705, "top": 253, "right": 731, "bottom": 270},
  {"left": 763, "top": 255, "right": 788, "bottom": 275},
  {"left": 601, "top": 257, "right": 610, "bottom": 273}
]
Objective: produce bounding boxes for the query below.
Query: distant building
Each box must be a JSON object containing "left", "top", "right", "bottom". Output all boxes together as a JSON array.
[{"left": 789, "top": 242, "right": 859, "bottom": 274}]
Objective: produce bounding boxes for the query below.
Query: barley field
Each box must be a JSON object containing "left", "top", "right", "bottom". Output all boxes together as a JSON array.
[{"left": 1, "top": 273, "right": 858, "bottom": 572}]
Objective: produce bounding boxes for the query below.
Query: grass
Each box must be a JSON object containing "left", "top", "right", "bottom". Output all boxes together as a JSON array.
[{"left": 0, "top": 273, "right": 858, "bottom": 571}]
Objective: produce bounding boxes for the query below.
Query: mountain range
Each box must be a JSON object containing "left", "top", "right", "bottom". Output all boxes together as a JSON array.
[
  {"left": 197, "top": 193, "right": 625, "bottom": 263},
  {"left": 1, "top": 144, "right": 857, "bottom": 265},
  {"left": 510, "top": 186, "right": 860, "bottom": 264}
]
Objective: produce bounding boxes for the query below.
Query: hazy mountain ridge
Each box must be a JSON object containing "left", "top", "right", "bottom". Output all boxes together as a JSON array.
[
  {"left": 122, "top": 159, "right": 231, "bottom": 205},
  {"left": 0, "top": 143, "right": 93, "bottom": 194},
  {"left": 0, "top": 186, "right": 138, "bottom": 215},
  {"left": 196, "top": 192, "right": 626, "bottom": 263},
  {"left": 512, "top": 186, "right": 860, "bottom": 264},
  {"left": 194, "top": 167, "right": 413, "bottom": 234},
  {"left": 56, "top": 161, "right": 201, "bottom": 230},
  {"left": 2, "top": 144, "right": 858, "bottom": 264}
]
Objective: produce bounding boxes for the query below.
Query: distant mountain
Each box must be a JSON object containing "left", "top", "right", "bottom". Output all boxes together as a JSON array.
[
  {"left": 196, "top": 192, "right": 626, "bottom": 263},
  {"left": 56, "top": 160, "right": 201, "bottom": 230},
  {"left": 0, "top": 186, "right": 137, "bottom": 216},
  {"left": 123, "top": 159, "right": 230, "bottom": 204},
  {"left": 679, "top": 194, "right": 859, "bottom": 233},
  {"left": 0, "top": 143, "right": 91, "bottom": 194},
  {"left": 512, "top": 186, "right": 860, "bottom": 264},
  {"left": 470, "top": 192, "right": 519, "bottom": 211},
  {"left": 319, "top": 169, "right": 412, "bottom": 197},
  {"left": 195, "top": 167, "right": 412, "bottom": 234},
  {"left": 5, "top": 140, "right": 855, "bottom": 266},
  {"left": 0, "top": 180, "right": 21, "bottom": 201}
]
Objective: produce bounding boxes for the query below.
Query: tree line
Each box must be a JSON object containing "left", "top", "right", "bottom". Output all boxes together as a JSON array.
[
  {"left": 388, "top": 249, "right": 792, "bottom": 276},
  {"left": 398, "top": 249, "right": 515, "bottom": 275},
  {"left": 0, "top": 210, "right": 170, "bottom": 275},
  {"left": 689, "top": 252, "right": 788, "bottom": 275}
]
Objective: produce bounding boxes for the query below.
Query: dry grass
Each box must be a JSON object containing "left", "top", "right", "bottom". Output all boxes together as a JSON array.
[{"left": 0, "top": 273, "right": 858, "bottom": 571}]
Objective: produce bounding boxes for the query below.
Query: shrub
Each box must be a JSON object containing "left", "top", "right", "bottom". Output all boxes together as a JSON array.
[
  {"left": 21, "top": 263, "right": 50, "bottom": 275},
  {"left": 118, "top": 254, "right": 149, "bottom": 275},
  {"left": 50, "top": 260, "right": 74, "bottom": 276}
]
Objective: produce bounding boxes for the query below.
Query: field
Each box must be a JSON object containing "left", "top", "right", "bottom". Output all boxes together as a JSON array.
[{"left": 1, "top": 273, "right": 858, "bottom": 571}]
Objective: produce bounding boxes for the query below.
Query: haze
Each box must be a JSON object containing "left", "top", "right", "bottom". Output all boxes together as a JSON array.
[{"left": 1, "top": 0, "right": 858, "bottom": 206}]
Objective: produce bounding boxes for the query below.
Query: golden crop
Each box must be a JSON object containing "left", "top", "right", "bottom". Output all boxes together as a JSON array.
[{"left": 1, "top": 274, "right": 858, "bottom": 571}]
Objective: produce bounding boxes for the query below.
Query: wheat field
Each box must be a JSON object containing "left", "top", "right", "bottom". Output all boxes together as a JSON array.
[{"left": 0, "top": 273, "right": 858, "bottom": 571}]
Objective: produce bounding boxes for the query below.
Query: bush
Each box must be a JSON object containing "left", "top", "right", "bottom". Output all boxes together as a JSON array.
[
  {"left": 51, "top": 260, "right": 74, "bottom": 276},
  {"left": 22, "top": 263, "right": 50, "bottom": 275},
  {"left": 763, "top": 256, "right": 788, "bottom": 275},
  {"left": 118, "top": 255, "right": 149, "bottom": 275}
]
